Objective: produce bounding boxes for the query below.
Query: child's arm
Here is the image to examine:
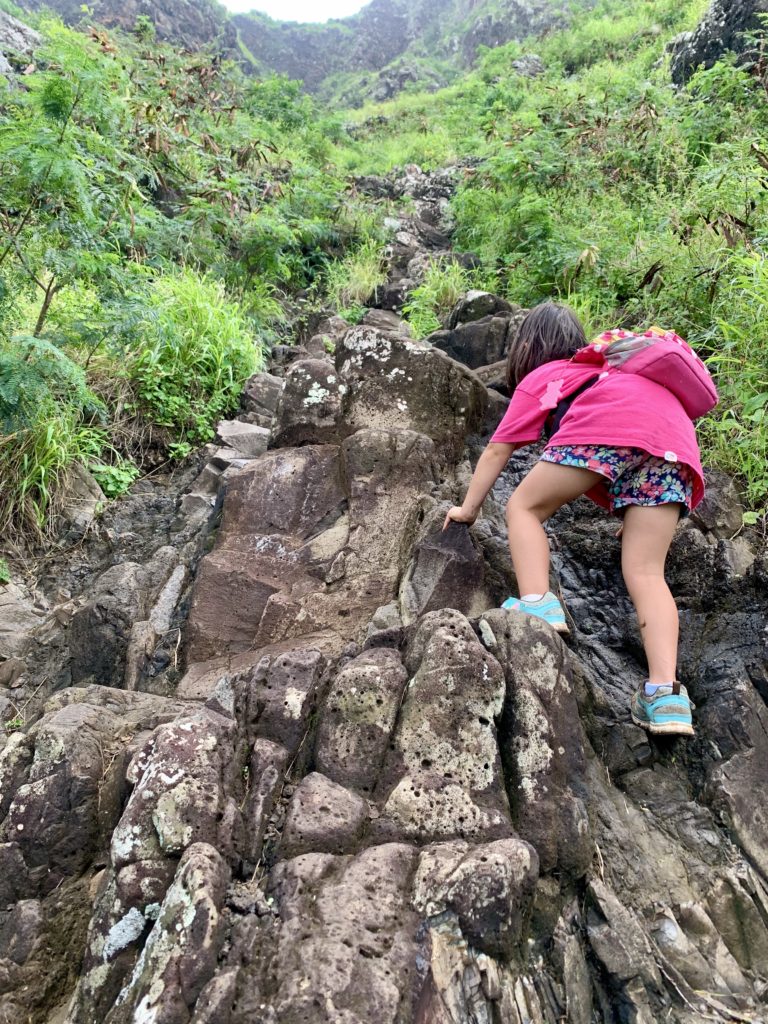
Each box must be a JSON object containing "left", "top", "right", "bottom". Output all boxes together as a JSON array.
[{"left": 442, "top": 441, "right": 519, "bottom": 529}]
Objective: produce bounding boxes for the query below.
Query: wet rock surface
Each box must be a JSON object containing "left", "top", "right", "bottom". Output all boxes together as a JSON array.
[{"left": 1, "top": 166, "right": 767, "bottom": 1023}]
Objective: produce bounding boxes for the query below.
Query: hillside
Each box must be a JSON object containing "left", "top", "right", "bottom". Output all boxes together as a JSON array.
[
  {"left": 2, "top": 0, "right": 768, "bottom": 1021},
  {"left": 234, "top": 0, "right": 569, "bottom": 101},
  {"left": 16, "top": 0, "right": 237, "bottom": 51},
  {"left": 13, "top": 0, "right": 573, "bottom": 102}
]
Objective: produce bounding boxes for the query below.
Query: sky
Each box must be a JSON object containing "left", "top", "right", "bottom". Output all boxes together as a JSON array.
[{"left": 220, "top": 0, "right": 366, "bottom": 19}]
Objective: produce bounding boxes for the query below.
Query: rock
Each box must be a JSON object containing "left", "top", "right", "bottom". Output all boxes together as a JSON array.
[
  {"left": 360, "top": 308, "right": 411, "bottom": 334},
  {"left": 719, "top": 534, "right": 756, "bottom": 577},
  {"left": 447, "top": 290, "right": 514, "bottom": 330},
  {"left": 184, "top": 445, "right": 346, "bottom": 664},
  {"left": 586, "top": 879, "right": 665, "bottom": 1014},
  {"left": 109, "top": 708, "right": 242, "bottom": 871},
  {"left": 0, "top": 699, "right": 163, "bottom": 895},
  {"left": 413, "top": 837, "right": 539, "bottom": 957},
  {"left": 215, "top": 419, "right": 270, "bottom": 458},
  {"left": 668, "top": 0, "right": 768, "bottom": 83},
  {"left": 474, "top": 358, "right": 509, "bottom": 395},
  {"left": 336, "top": 326, "right": 488, "bottom": 460},
  {"left": 482, "top": 610, "right": 593, "bottom": 877},
  {"left": 400, "top": 516, "right": 493, "bottom": 624},
  {"left": 185, "top": 429, "right": 438, "bottom": 672},
  {"left": 57, "top": 462, "right": 105, "bottom": 534},
  {"left": 365, "top": 600, "right": 403, "bottom": 638},
  {"left": 242, "top": 738, "right": 290, "bottom": 863},
  {"left": 512, "top": 53, "right": 545, "bottom": 77},
  {"left": 553, "top": 912, "right": 594, "bottom": 1024},
  {"left": 69, "top": 550, "right": 181, "bottom": 687},
  {"left": 0, "top": 10, "right": 41, "bottom": 63},
  {"left": 271, "top": 358, "right": 348, "bottom": 447},
  {"left": 102, "top": 843, "right": 229, "bottom": 1024},
  {"left": 245, "top": 648, "right": 327, "bottom": 751},
  {"left": 240, "top": 371, "right": 284, "bottom": 428},
  {"left": 314, "top": 314, "right": 351, "bottom": 338},
  {"left": 303, "top": 331, "right": 338, "bottom": 358},
  {"left": 0, "top": 583, "right": 44, "bottom": 660},
  {"left": 689, "top": 467, "right": 744, "bottom": 537},
  {"left": 430, "top": 309, "right": 526, "bottom": 370},
  {"left": 280, "top": 771, "right": 369, "bottom": 857},
  {"left": 372, "top": 277, "right": 413, "bottom": 310},
  {"left": 250, "top": 844, "right": 422, "bottom": 1022},
  {"left": 706, "top": 869, "right": 768, "bottom": 975},
  {"left": 374, "top": 610, "right": 512, "bottom": 844},
  {"left": 189, "top": 459, "right": 225, "bottom": 493},
  {"left": 315, "top": 647, "right": 407, "bottom": 793}
]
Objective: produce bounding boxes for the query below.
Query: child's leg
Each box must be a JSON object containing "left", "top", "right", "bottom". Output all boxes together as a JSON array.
[
  {"left": 620, "top": 504, "right": 681, "bottom": 683},
  {"left": 506, "top": 462, "right": 604, "bottom": 595}
]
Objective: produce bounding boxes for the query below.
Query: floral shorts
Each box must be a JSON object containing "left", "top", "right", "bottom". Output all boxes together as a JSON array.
[{"left": 541, "top": 444, "right": 694, "bottom": 515}]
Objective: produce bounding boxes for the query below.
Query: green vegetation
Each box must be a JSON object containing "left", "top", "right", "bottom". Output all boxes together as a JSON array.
[
  {"left": 403, "top": 261, "right": 478, "bottom": 338},
  {"left": 322, "top": 238, "right": 388, "bottom": 315},
  {"left": 0, "top": 17, "right": 379, "bottom": 537}
]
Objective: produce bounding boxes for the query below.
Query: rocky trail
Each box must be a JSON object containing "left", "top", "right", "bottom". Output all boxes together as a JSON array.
[{"left": 2, "top": 165, "right": 768, "bottom": 1024}]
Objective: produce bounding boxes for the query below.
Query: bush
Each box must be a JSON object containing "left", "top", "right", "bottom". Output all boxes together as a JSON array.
[
  {"left": 403, "top": 261, "right": 476, "bottom": 338},
  {"left": 0, "top": 336, "right": 107, "bottom": 534},
  {"left": 700, "top": 252, "right": 768, "bottom": 515},
  {"left": 323, "top": 238, "right": 388, "bottom": 311},
  {"left": 123, "top": 270, "right": 263, "bottom": 444}
]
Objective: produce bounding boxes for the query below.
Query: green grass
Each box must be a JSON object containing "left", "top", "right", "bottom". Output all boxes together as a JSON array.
[
  {"left": 322, "top": 238, "right": 388, "bottom": 309},
  {"left": 403, "top": 260, "right": 479, "bottom": 338},
  {"left": 124, "top": 269, "right": 265, "bottom": 444}
]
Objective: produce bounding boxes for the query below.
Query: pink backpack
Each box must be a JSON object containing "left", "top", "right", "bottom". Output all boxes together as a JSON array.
[{"left": 574, "top": 328, "right": 718, "bottom": 420}]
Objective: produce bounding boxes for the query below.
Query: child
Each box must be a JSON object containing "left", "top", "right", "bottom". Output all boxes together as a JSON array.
[{"left": 443, "top": 301, "right": 711, "bottom": 737}]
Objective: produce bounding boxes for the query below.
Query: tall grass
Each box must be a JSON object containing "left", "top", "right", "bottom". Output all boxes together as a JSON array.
[
  {"left": 323, "top": 238, "right": 388, "bottom": 311},
  {"left": 0, "top": 414, "right": 106, "bottom": 536},
  {"left": 700, "top": 252, "right": 768, "bottom": 517},
  {"left": 403, "top": 261, "right": 476, "bottom": 338},
  {"left": 124, "top": 270, "right": 264, "bottom": 443}
]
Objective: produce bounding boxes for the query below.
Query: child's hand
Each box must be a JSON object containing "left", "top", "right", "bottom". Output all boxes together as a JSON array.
[{"left": 443, "top": 505, "right": 478, "bottom": 530}]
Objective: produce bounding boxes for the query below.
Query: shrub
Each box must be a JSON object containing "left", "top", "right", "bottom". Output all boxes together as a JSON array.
[
  {"left": 403, "top": 261, "right": 475, "bottom": 338},
  {"left": 0, "top": 336, "right": 107, "bottom": 534},
  {"left": 323, "top": 238, "right": 388, "bottom": 310},
  {"left": 123, "top": 270, "right": 263, "bottom": 444},
  {"left": 700, "top": 252, "right": 768, "bottom": 516}
]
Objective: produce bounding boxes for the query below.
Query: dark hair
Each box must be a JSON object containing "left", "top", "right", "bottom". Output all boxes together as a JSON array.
[{"left": 506, "top": 301, "right": 586, "bottom": 392}]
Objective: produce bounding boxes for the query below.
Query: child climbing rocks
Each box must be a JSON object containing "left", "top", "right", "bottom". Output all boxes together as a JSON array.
[{"left": 443, "top": 301, "right": 717, "bottom": 738}]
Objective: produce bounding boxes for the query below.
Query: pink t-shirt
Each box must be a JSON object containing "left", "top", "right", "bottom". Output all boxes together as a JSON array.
[{"left": 490, "top": 353, "right": 706, "bottom": 509}]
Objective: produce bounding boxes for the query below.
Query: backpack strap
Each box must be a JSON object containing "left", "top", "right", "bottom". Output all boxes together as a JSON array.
[{"left": 544, "top": 375, "right": 599, "bottom": 440}]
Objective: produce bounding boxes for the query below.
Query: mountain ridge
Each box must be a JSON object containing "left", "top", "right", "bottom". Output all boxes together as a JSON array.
[
  {"left": 15, "top": 0, "right": 569, "bottom": 101},
  {"left": 234, "top": 0, "right": 567, "bottom": 95}
]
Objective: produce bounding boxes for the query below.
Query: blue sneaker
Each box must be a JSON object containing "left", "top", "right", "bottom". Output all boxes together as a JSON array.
[
  {"left": 501, "top": 591, "right": 569, "bottom": 634},
  {"left": 631, "top": 682, "right": 694, "bottom": 737}
]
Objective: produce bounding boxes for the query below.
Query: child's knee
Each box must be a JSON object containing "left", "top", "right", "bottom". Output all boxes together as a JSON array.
[
  {"left": 506, "top": 493, "right": 528, "bottom": 522},
  {"left": 621, "top": 560, "right": 664, "bottom": 590}
]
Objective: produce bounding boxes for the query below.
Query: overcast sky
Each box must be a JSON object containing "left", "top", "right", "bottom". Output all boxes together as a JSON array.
[{"left": 220, "top": 0, "right": 366, "bottom": 19}]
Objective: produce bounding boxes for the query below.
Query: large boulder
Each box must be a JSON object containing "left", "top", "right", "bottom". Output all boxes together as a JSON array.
[
  {"left": 374, "top": 610, "right": 513, "bottom": 844},
  {"left": 185, "top": 429, "right": 438, "bottom": 678},
  {"left": 336, "top": 325, "right": 488, "bottom": 460},
  {"left": 669, "top": 0, "right": 768, "bottom": 82},
  {"left": 430, "top": 307, "right": 527, "bottom": 370}
]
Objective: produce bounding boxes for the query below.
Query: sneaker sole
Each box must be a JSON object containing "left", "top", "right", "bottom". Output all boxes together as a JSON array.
[{"left": 631, "top": 710, "right": 694, "bottom": 737}]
